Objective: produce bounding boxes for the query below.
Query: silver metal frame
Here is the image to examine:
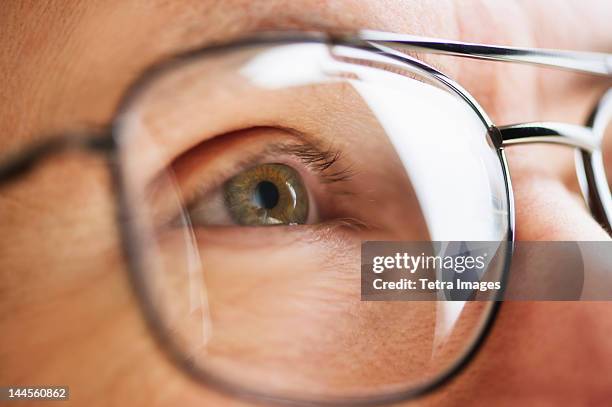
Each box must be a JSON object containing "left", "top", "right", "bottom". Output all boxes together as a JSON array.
[
  {"left": 0, "top": 30, "right": 611, "bottom": 407},
  {"left": 359, "top": 30, "right": 612, "bottom": 234},
  {"left": 111, "top": 31, "right": 612, "bottom": 405},
  {"left": 109, "top": 34, "right": 516, "bottom": 407},
  {"left": 359, "top": 30, "right": 612, "bottom": 76}
]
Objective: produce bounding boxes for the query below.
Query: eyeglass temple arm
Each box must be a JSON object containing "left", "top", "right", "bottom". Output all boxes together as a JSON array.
[
  {"left": 359, "top": 30, "right": 612, "bottom": 76},
  {"left": 498, "top": 123, "right": 598, "bottom": 151},
  {"left": 0, "top": 133, "right": 113, "bottom": 184}
]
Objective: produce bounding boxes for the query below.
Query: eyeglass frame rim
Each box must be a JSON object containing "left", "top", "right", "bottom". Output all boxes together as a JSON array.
[
  {"left": 112, "top": 34, "right": 515, "bottom": 407},
  {"left": 0, "top": 30, "right": 610, "bottom": 407}
]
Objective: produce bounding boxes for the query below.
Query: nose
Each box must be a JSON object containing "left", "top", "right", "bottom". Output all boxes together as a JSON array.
[{"left": 505, "top": 143, "right": 610, "bottom": 241}]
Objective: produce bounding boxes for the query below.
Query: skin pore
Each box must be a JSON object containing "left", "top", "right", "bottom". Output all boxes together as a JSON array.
[{"left": 1, "top": 1, "right": 612, "bottom": 406}]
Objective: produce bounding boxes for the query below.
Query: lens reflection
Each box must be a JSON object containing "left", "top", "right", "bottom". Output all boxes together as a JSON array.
[{"left": 115, "top": 41, "right": 510, "bottom": 402}]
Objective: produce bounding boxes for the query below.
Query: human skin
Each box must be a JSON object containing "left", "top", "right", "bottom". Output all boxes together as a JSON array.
[{"left": 1, "top": 1, "right": 612, "bottom": 406}]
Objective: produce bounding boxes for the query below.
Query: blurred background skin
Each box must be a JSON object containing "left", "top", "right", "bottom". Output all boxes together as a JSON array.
[{"left": 1, "top": 0, "right": 612, "bottom": 406}]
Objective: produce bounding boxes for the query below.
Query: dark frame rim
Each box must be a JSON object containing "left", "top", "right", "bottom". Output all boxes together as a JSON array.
[{"left": 109, "top": 32, "right": 515, "bottom": 406}]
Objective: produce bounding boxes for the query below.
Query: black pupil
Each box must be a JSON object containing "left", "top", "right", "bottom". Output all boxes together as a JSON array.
[{"left": 253, "top": 181, "right": 280, "bottom": 209}]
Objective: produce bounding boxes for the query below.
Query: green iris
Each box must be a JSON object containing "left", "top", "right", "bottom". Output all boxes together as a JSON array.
[{"left": 224, "top": 163, "right": 309, "bottom": 225}]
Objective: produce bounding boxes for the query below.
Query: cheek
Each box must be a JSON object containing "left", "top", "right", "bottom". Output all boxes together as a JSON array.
[
  {"left": 431, "top": 146, "right": 612, "bottom": 404},
  {"left": 151, "top": 230, "right": 438, "bottom": 392},
  {"left": 425, "top": 302, "right": 612, "bottom": 405},
  {"left": 0, "top": 150, "right": 201, "bottom": 406}
]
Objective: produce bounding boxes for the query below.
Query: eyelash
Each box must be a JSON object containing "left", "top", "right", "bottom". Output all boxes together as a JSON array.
[{"left": 268, "top": 142, "right": 355, "bottom": 185}]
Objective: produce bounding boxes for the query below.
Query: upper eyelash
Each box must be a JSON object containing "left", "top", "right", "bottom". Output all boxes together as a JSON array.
[
  {"left": 174, "top": 126, "right": 356, "bottom": 211},
  {"left": 275, "top": 142, "right": 355, "bottom": 184}
]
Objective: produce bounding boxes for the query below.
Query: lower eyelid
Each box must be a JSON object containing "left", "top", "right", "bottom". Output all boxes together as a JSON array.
[{"left": 183, "top": 220, "right": 363, "bottom": 249}]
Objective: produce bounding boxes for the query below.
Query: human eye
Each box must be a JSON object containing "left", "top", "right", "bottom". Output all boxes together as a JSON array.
[
  {"left": 177, "top": 127, "right": 357, "bottom": 231},
  {"left": 140, "top": 123, "right": 388, "bottom": 252}
]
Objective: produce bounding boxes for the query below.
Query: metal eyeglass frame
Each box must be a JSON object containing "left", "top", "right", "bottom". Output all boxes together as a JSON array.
[{"left": 0, "top": 30, "right": 611, "bottom": 407}]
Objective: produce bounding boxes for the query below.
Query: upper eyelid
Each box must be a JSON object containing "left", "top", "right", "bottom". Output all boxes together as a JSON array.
[{"left": 173, "top": 126, "right": 355, "bottom": 208}]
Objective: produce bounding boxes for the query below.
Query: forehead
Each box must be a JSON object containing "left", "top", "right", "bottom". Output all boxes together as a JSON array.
[{"left": 0, "top": 0, "right": 462, "bottom": 151}]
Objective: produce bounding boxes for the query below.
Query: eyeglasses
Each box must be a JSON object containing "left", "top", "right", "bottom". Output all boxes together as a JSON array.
[{"left": 1, "top": 30, "right": 611, "bottom": 406}]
